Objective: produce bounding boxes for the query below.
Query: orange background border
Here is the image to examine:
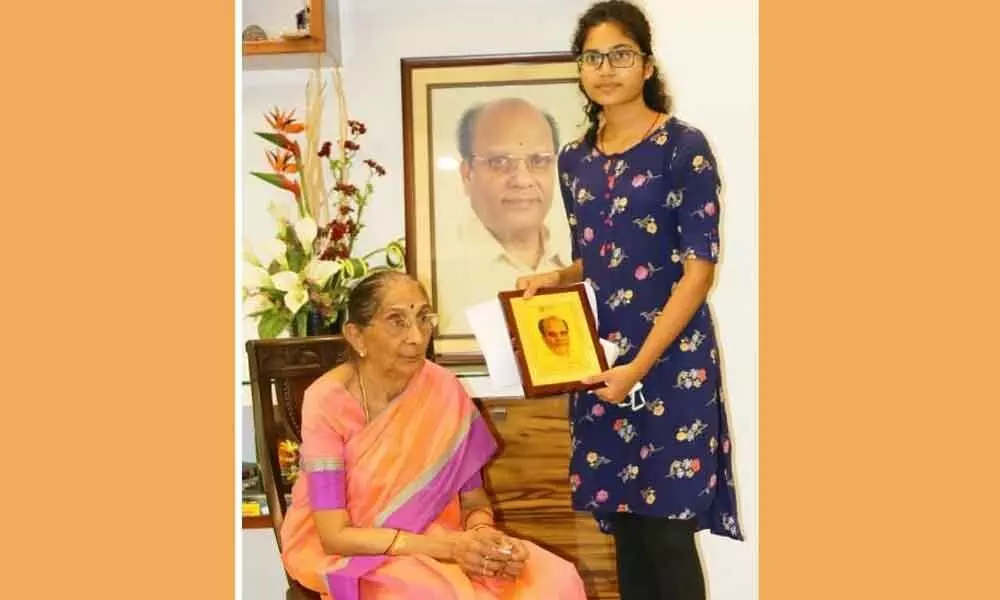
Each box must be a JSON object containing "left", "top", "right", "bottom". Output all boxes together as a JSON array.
[
  {"left": 5, "top": 0, "right": 999, "bottom": 598},
  {"left": 759, "top": 0, "right": 999, "bottom": 598},
  {"left": 4, "top": 0, "right": 235, "bottom": 597}
]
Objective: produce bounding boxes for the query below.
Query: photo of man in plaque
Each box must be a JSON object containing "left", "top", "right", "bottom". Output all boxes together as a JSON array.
[{"left": 538, "top": 315, "right": 572, "bottom": 357}]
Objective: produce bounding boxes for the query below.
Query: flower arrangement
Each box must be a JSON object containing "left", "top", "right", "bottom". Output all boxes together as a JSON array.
[{"left": 242, "top": 68, "right": 405, "bottom": 338}]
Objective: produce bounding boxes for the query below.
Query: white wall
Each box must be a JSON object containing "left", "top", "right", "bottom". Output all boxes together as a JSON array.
[
  {"left": 239, "top": 0, "right": 757, "bottom": 598},
  {"left": 242, "top": 529, "right": 289, "bottom": 600}
]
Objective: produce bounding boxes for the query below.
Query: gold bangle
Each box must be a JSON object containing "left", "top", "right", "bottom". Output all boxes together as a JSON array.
[
  {"left": 464, "top": 507, "right": 494, "bottom": 528},
  {"left": 385, "top": 529, "right": 402, "bottom": 555}
]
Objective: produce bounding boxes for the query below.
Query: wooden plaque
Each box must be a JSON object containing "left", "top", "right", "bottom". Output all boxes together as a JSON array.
[{"left": 497, "top": 285, "right": 609, "bottom": 397}]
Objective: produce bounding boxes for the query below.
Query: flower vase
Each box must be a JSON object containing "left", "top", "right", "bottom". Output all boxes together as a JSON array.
[{"left": 305, "top": 308, "right": 343, "bottom": 336}]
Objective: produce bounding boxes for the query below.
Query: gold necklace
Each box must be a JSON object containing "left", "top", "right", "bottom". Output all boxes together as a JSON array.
[{"left": 358, "top": 369, "right": 371, "bottom": 424}]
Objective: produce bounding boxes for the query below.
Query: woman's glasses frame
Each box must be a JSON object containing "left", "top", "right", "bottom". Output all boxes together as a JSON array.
[
  {"left": 376, "top": 310, "right": 440, "bottom": 338},
  {"left": 576, "top": 48, "right": 647, "bottom": 70}
]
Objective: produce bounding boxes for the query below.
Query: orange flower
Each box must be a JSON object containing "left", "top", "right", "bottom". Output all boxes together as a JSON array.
[
  {"left": 256, "top": 132, "right": 301, "bottom": 158},
  {"left": 279, "top": 175, "right": 301, "bottom": 197},
  {"left": 266, "top": 107, "right": 305, "bottom": 134},
  {"left": 267, "top": 150, "right": 297, "bottom": 174}
]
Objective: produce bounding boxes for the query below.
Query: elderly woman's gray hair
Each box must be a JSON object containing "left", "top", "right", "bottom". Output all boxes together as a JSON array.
[{"left": 344, "top": 270, "right": 425, "bottom": 328}]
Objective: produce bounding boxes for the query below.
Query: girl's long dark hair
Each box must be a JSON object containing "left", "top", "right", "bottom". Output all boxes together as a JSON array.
[{"left": 571, "top": 0, "right": 672, "bottom": 147}]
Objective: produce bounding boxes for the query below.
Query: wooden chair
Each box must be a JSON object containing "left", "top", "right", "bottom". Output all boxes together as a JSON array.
[{"left": 246, "top": 335, "right": 353, "bottom": 600}]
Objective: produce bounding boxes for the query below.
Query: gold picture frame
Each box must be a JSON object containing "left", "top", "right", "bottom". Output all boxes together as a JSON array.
[{"left": 497, "top": 285, "right": 609, "bottom": 397}]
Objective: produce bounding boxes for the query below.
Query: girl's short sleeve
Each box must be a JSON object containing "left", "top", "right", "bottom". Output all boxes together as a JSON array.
[{"left": 672, "top": 128, "right": 722, "bottom": 263}]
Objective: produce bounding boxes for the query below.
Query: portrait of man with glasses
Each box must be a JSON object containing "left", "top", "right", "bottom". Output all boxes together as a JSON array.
[{"left": 434, "top": 96, "right": 576, "bottom": 335}]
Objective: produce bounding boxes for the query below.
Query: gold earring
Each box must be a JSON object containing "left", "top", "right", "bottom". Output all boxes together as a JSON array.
[{"left": 359, "top": 350, "right": 366, "bottom": 358}]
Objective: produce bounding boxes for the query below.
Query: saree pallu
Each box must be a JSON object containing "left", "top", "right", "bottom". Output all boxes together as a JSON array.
[{"left": 280, "top": 361, "right": 586, "bottom": 599}]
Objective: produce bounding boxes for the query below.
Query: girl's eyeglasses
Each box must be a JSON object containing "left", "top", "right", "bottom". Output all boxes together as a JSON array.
[{"left": 577, "top": 48, "right": 646, "bottom": 70}]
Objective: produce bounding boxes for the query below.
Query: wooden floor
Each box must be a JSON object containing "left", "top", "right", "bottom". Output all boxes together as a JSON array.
[{"left": 478, "top": 394, "right": 620, "bottom": 600}]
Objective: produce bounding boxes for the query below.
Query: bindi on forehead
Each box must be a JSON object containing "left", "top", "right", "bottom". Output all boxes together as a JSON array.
[{"left": 385, "top": 302, "right": 427, "bottom": 313}]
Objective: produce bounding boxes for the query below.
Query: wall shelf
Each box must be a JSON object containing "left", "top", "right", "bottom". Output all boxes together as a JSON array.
[
  {"left": 244, "top": 37, "right": 325, "bottom": 56},
  {"left": 243, "top": 515, "right": 272, "bottom": 529},
  {"left": 243, "top": 0, "right": 327, "bottom": 56}
]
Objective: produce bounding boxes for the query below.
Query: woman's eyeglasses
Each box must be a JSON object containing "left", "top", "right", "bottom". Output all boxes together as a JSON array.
[
  {"left": 470, "top": 153, "right": 555, "bottom": 174},
  {"left": 577, "top": 48, "right": 646, "bottom": 70},
  {"left": 380, "top": 311, "right": 439, "bottom": 337}
]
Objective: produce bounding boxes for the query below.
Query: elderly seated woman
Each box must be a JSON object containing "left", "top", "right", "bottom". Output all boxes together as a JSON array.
[{"left": 280, "top": 270, "right": 587, "bottom": 599}]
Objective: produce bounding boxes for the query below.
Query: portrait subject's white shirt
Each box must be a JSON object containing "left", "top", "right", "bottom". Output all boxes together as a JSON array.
[{"left": 436, "top": 214, "right": 571, "bottom": 335}]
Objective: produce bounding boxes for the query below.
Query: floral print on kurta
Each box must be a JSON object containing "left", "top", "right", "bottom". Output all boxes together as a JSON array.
[{"left": 559, "top": 117, "right": 742, "bottom": 541}]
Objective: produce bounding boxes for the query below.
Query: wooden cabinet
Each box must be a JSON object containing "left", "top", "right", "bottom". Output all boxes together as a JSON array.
[{"left": 477, "top": 395, "right": 620, "bottom": 600}]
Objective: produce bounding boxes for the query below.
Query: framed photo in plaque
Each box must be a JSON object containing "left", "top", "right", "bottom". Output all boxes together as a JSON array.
[{"left": 497, "top": 285, "right": 609, "bottom": 397}]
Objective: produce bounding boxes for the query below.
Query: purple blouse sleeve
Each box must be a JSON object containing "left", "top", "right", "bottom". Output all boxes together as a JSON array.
[{"left": 299, "top": 392, "right": 347, "bottom": 511}]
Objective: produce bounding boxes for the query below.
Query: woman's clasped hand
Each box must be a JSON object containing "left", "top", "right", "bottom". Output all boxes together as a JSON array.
[{"left": 450, "top": 527, "right": 530, "bottom": 580}]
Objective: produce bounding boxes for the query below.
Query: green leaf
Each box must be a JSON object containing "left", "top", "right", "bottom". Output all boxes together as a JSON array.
[
  {"left": 286, "top": 242, "right": 307, "bottom": 273},
  {"left": 258, "top": 310, "right": 292, "bottom": 339},
  {"left": 255, "top": 131, "right": 292, "bottom": 149},
  {"left": 251, "top": 171, "right": 288, "bottom": 190},
  {"left": 293, "top": 310, "right": 308, "bottom": 338}
]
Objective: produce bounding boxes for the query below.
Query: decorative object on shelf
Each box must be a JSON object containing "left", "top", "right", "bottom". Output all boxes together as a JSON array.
[
  {"left": 277, "top": 440, "right": 301, "bottom": 484},
  {"left": 243, "top": 67, "right": 405, "bottom": 339},
  {"left": 242, "top": 25, "right": 268, "bottom": 42},
  {"left": 278, "top": 1, "right": 312, "bottom": 40},
  {"left": 295, "top": 4, "right": 311, "bottom": 31},
  {"left": 242, "top": 461, "right": 262, "bottom": 491}
]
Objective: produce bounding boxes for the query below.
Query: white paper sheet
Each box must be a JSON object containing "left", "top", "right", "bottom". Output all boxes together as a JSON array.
[
  {"left": 464, "top": 298, "right": 523, "bottom": 388},
  {"left": 459, "top": 375, "right": 525, "bottom": 399}
]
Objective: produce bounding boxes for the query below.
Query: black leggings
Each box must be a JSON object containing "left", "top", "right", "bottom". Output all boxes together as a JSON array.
[{"left": 608, "top": 513, "right": 707, "bottom": 600}]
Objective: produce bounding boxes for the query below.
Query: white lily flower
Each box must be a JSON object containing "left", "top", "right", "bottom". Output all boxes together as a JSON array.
[
  {"left": 284, "top": 284, "right": 309, "bottom": 314},
  {"left": 304, "top": 259, "right": 342, "bottom": 287},
  {"left": 256, "top": 238, "right": 288, "bottom": 268},
  {"left": 267, "top": 200, "right": 295, "bottom": 224},
  {"left": 243, "top": 238, "right": 261, "bottom": 267},
  {"left": 294, "top": 216, "right": 318, "bottom": 253},
  {"left": 244, "top": 264, "right": 272, "bottom": 289},
  {"left": 270, "top": 270, "right": 301, "bottom": 292},
  {"left": 243, "top": 294, "right": 274, "bottom": 315}
]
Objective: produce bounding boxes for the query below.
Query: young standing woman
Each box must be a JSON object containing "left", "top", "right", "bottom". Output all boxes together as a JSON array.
[{"left": 516, "top": 2, "right": 743, "bottom": 598}]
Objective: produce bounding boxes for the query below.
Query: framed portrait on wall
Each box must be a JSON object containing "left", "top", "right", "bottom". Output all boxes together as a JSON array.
[
  {"left": 400, "top": 52, "right": 587, "bottom": 365},
  {"left": 497, "top": 285, "right": 608, "bottom": 397}
]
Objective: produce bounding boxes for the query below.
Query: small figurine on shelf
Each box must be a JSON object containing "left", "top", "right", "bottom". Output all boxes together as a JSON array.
[{"left": 295, "top": 5, "right": 311, "bottom": 32}]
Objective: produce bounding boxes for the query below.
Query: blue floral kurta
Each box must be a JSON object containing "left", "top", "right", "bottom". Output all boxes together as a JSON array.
[{"left": 559, "top": 117, "right": 742, "bottom": 540}]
